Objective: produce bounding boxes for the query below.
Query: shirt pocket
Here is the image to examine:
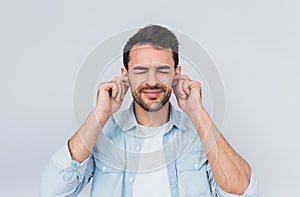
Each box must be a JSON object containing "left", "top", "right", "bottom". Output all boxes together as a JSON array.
[
  {"left": 91, "top": 158, "right": 124, "bottom": 196},
  {"left": 176, "top": 150, "right": 211, "bottom": 197}
]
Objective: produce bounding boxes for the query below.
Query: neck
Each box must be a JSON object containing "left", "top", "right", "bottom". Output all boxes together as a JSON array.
[{"left": 134, "top": 102, "right": 170, "bottom": 127}]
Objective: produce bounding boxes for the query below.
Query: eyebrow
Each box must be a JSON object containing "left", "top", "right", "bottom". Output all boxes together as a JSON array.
[
  {"left": 156, "top": 65, "right": 171, "bottom": 70},
  {"left": 132, "top": 66, "right": 149, "bottom": 70}
]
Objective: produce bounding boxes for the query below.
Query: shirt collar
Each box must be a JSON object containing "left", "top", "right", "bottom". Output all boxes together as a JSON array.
[{"left": 113, "top": 101, "right": 186, "bottom": 132}]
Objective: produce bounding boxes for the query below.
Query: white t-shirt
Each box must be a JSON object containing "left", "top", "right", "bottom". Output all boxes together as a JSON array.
[{"left": 132, "top": 122, "right": 171, "bottom": 197}]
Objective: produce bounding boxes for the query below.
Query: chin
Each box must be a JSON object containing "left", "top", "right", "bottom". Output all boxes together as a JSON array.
[{"left": 140, "top": 100, "right": 168, "bottom": 112}]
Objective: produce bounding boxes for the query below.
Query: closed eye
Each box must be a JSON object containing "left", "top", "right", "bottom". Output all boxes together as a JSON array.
[
  {"left": 157, "top": 65, "right": 172, "bottom": 74},
  {"left": 135, "top": 71, "right": 147, "bottom": 74},
  {"left": 132, "top": 66, "right": 149, "bottom": 74},
  {"left": 158, "top": 71, "right": 170, "bottom": 74}
]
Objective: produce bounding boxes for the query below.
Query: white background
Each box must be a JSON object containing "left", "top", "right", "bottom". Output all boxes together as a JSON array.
[{"left": 1, "top": 0, "right": 300, "bottom": 196}]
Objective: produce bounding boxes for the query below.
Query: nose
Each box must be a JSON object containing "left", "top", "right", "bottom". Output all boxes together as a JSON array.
[{"left": 144, "top": 70, "right": 158, "bottom": 86}]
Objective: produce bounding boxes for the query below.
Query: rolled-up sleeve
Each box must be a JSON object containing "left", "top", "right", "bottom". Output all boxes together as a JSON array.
[
  {"left": 40, "top": 141, "right": 95, "bottom": 197},
  {"left": 206, "top": 163, "right": 258, "bottom": 197}
]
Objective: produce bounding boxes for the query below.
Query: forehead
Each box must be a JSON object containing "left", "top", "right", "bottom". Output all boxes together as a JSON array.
[{"left": 128, "top": 44, "right": 174, "bottom": 69}]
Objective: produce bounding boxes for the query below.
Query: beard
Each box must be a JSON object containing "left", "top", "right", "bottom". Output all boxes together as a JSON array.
[{"left": 131, "top": 83, "right": 172, "bottom": 112}]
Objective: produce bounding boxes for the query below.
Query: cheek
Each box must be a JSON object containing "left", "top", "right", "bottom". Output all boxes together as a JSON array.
[
  {"left": 164, "top": 75, "right": 175, "bottom": 87},
  {"left": 164, "top": 80, "right": 174, "bottom": 89},
  {"left": 128, "top": 78, "right": 140, "bottom": 92}
]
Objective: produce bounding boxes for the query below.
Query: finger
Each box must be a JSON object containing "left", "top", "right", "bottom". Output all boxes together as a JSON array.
[
  {"left": 122, "top": 81, "right": 129, "bottom": 100},
  {"left": 119, "top": 80, "right": 127, "bottom": 102},
  {"left": 193, "top": 81, "right": 202, "bottom": 98},
  {"left": 181, "top": 74, "right": 191, "bottom": 80},
  {"left": 177, "top": 79, "right": 187, "bottom": 99},
  {"left": 174, "top": 74, "right": 182, "bottom": 80},
  {"left": 175, "top": 75, "right": 192, "bottom": 97},
  {"left": 118, "top": 80, "right": 125, "bottom": 101},
  {"left": 174, "top": 74, "right": 190, "bottom": 81},
  {"left": 182, "top": 80, "right": 191, "bottom": 96},
  {"left": 111, "top": 82, "right": 118, "bottom": 99},
  {"left": 121, "top": 75, "right": 129, "bottom": 87},
  {"left": 175, "top": 68, "right": 181, "bottom": 75},
  {"left": 111, "top": 76, "right": 123, "bottom": 101},
  {"left": 172, "top": 78, "right": 184, "bottom": 99},
  {"left": 115, "top": 80, "right": 123, "bottom": 102},
  {"left": 172, "top": 77, "right": 179, "bottom": 87},
  {"left": 124, "top": 75, "right": 131, "bottom": 98},
  {"left": 121, "top": 76, "right": 129, "bottom": 90},
  {"left": 119, "top": 76, "right": 129, "bottom": 99}
]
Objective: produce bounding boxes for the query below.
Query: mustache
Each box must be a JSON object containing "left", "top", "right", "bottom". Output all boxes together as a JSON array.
[{"left": 139, "top": 84, "right": 167, "bottom": 92}]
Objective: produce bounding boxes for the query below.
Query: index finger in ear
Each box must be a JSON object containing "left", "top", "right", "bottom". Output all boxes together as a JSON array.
[
  {"left": 121, "top": 76, "right": 129, "bottom": 87},
  {"left": 175, "top": 69, "right": 181, "bottom": 76},
  {"left": 172, "top": 74, "right": 182, "bottom": 85}
]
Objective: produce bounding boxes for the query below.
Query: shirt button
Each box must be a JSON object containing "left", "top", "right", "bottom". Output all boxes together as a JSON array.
[
  {"left": 101, "top": 166, "right": 107, "bottom": 171},
  {"left": 194, "top": 163, "right": 200, "bottom": 169},
  {"left": 129, "top": 178, "right": 134, "bottom": 183},
  {"left": 136, "top": 146, "right": 140, "bottom": 151}
]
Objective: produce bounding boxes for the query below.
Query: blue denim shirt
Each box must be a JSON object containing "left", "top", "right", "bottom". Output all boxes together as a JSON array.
[{"left": 40, "top": 103, "right": 257, "bottom": 197}]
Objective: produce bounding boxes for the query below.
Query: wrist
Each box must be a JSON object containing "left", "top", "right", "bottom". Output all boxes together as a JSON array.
[
  {"left": 187, "top": 106, "right": 206, "bottom": 124},
  {"left": 93, "top": 106, "right": 111, "bottom": 125}
]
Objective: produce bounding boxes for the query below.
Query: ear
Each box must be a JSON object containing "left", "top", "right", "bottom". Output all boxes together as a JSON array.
[
  {"left": 175, "top": 65, "right": 182, "bottom": 74},
  {"left": 121, "top": 67, "right": 127, "bottom": 76}
]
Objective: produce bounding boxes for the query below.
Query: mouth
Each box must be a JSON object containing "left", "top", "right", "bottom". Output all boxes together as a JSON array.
[{"left": 142, "top": 89, "right": 163, "bottom": 98}]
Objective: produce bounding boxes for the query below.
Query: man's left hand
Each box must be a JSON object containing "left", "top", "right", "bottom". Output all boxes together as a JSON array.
[{"left": 172, "top": 70, "right": 204, "bottom": 120}]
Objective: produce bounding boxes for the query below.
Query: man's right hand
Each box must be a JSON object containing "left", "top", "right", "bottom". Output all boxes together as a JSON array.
[
  {"left": 68, "top": 75, "right": 129, "bottom": 162},
  {"left": 95, "top": 76, "right": 129, "bottom": 118}
]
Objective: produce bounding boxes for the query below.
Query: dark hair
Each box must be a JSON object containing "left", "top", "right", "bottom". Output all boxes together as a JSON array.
[{"left": 123, "top": 25, "right": 179, "bottom": 70}]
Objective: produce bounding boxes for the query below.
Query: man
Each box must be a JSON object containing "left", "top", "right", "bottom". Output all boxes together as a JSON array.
[{"left": 40, "top": 25, "right": 257, "bottom": 196}]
